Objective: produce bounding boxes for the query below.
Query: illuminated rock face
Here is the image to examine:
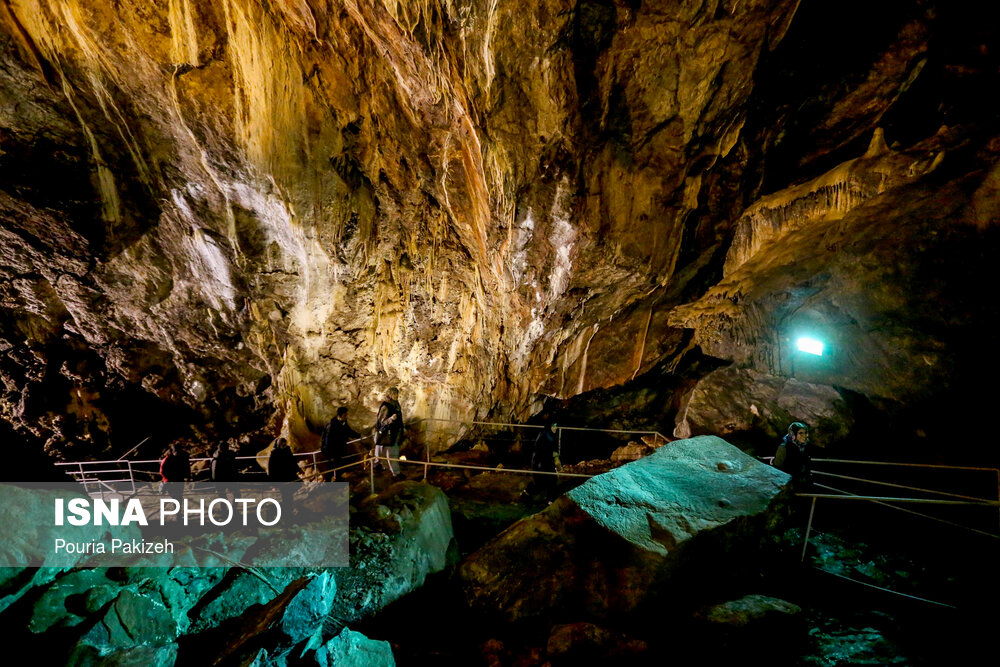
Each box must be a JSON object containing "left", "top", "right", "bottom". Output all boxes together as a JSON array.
[
  {"left": 670, "top": 127, "right": 1000, "bottom": 444},
  {"left": 0, "top": 1, "right": 997, "bottom": 457}
]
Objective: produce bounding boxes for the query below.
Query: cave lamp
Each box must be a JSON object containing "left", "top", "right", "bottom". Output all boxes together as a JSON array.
[{"left": 796, "top": 337, "right": 824, "bottom": 356}]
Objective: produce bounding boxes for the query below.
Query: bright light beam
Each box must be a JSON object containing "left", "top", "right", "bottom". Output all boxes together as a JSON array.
[{"left": 796, "top": 337, "right": 824, "bottom": 356}]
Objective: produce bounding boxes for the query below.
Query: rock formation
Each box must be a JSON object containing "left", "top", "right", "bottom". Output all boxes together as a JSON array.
[
  {"left": 1, "top": 3, "right": 997, "bottom": 461},
  {"left": 458, "top": 435, "right": 789, "bottom": 623},
  {"left": 0, "top": 481, "right": 448, "bottom": 664}
]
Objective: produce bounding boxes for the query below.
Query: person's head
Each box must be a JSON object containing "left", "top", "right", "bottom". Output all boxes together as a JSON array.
[
  {"left": 788, "top": 422, "right": 810, "bottom": 444},
  {"left": 549, "top": 422, "right": 558, "bottom": 433},
  {"left": 337, "top": 407, "right": 348, "bottom": 421},
  {"left": 276, "top": 437, "right": 288, "bottom": 449},
  {"left": 170, "top": 442, "right": 182, "bottom": 454},
  {"left": 386, "top": 387, "right": 399, "bottom": 401}
]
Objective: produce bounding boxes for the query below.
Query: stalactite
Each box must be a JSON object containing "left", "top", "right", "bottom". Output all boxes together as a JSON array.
[
  {"left": 726, "top": 135, "right": 943, "bottom": 277},
  {"left": 631, "top": 307, "right": 654, "bottom": 382}
]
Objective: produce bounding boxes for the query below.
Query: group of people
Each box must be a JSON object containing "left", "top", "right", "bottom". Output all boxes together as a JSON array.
[
  {"left": 317, "top": 387, "right": 404, "bottom": 479},
  {"left": 161, "top": 390, "right": 814, "bottom": 505},
  {"left": 157, "top": 387, "right": 407, "bottom": 490}
]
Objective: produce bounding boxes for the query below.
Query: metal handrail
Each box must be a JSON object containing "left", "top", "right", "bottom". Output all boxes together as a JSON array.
[
  {"left": 809, "top": 456, "right": 1000, "bottom": 538},
  {"left": 814, "top": 457, "right": 999, "bottom": 473}
]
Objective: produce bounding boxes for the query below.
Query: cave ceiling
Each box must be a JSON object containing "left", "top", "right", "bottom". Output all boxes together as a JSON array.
[{"left": 1, "top": 0, "right": 997, "bottom": 461}]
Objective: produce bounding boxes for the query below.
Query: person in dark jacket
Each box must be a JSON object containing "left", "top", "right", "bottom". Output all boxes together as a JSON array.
[
  {"left": 268, "top": 438, "right": 299, "bottom": 482},
  {"left": 373, "top": 388, "right": 403, "bottom": 478},
  {"left": 774, "top": 422, "right": 812, "bottom": 485},
  {"left": 322, "top": 407, "right": 359, "bottom": 479},
  {"left": 268, "top": 437, "right": 299, "bottom": 510},
  {"left": 211, "top": 442, "right": 239, "bottom": 499},
  {"left": 523, "top": 421, "right": 560, "bottom": 499},
  {"left": 160, "top": 443, "right": 190, "bottom": 501}
]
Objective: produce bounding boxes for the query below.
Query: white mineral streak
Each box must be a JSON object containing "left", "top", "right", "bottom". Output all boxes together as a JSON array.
[
  {"left": 548, "top": 181, "right": 577, "bottom": 300},
  {"left": 518, "top": 308, "right": 546, "bottom": 362},
  {"left": 510, "top": 209, "right": 535, "bottom": 285},
  {"left": 169, "top": 190, "right": 234, "bottom": 310}
]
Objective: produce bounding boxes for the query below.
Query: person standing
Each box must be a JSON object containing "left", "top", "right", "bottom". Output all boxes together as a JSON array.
[
  {"left": 322, "top": 407, "right": 359, "bottom": 479},
  {"left": 159, "top": 443, "right": 190, "bottom": 502},
  {"left": 774, "top": 422, "right": 813, "bottom": 485},
  {"left": 268, "top": 437, "right": 300, "bottom": 482},
  {"left": 211, "top": 442, "right": 239, "bottom": 500},
  {"left": 373, "top": 388, "right": 403, "bottom": 478},
  {"left": 268, "top": 437, "right": 299, "bottom": 511},
  {"left": 524, "top": 421, "right": 560, "bottom": 498}
]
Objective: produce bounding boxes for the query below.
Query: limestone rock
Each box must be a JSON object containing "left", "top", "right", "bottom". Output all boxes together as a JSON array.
[
  {"left": 609, "top": 441, "right": 653, "bottom": 462},
  {"left": 329, "top": 482, "right": 455, "bottom": 625},
  {"left": 673, "top": 366, "right": 853, "bottom": 444},
  {"left": 78, "top": 590, "right": 178, "bottom": 651},
  {"left": 242, "top": 573, "right": 337, "bottom": 657},
  {"left": 277, "top": 573, "right": 337, "bottom": 646},
  {"left": 700, "top": 593, "right": 802, "bottom": 628},
  {"left": 29, "top": 568, "right": 119, "bottom": 633},
  {"left": 670, "top": 125, "right": 1000, "bottom": 442},
  {"left": 0, "top": 566, "right": 66, "bottom": 615},
  {"left": 316, "top": 628, "right": 396, "bottom": 667},
  {"left": 66, "top": 644, "right": 178, "bottom": 667},
  {"left": 0, "top": 0, "right": 804, "bottom": 460},
  {"left": 458, "top": 436, "right": 788, "bottom": 622}
]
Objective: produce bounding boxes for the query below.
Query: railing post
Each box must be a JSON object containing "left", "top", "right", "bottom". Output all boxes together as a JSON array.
[
  {"left": 127, "top": 460, "right": 135, "bottom": 495},
  {"left": 369, "top": 456, "right": 375, "bottom": 496},
  {"left": 557, "top": 427, "right": 563, "bottom": 460},
  {"left": 801, "top": 496, "right": 818, "bottom": 563}
]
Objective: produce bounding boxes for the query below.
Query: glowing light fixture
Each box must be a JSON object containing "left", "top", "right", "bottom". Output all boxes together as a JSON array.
[{"left": 796, "top": 337, "right": 824, "bottom": 356}]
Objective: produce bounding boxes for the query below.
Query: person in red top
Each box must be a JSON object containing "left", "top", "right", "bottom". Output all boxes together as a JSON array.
[{"left": 160, "top": 443, "right": 190, "bottom": 501}]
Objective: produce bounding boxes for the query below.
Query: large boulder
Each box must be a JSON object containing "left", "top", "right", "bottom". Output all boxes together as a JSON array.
[
  {"left": 458, "top": 436, "right": 789, "bottom": 623},
  {"left": 328, "top": 481, "right": 456, "bottom": 625},
  {"left": 673, "top": 366, "right": 854, "bottom": 445}
]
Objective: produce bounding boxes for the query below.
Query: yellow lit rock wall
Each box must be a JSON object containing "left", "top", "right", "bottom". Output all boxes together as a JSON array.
[{"left": 0, "top": 1, "right": 800, "bottom": 451}]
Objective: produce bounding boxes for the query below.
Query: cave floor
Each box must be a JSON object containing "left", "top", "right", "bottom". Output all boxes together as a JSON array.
[{"left": 343, "top": 457, "right": 998, "bottom": 667}]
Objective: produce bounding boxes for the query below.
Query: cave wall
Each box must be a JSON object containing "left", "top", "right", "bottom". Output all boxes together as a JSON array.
[{"left": 1, "top": 0, "right": 998, "bottom": 462}]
